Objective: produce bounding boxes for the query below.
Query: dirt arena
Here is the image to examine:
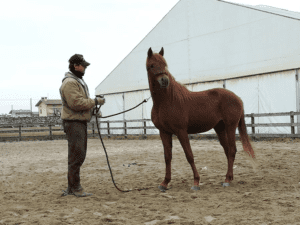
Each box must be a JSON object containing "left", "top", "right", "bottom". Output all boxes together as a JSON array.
[{"left": 0, "top": 136, "right": 299, "bottom": 225}]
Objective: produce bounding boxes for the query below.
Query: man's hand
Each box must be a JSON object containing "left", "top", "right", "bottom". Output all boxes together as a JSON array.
[
  {"left": 96, "top": 97, "right": 105, "bottom": 105},
  {"left": 92, "top": 107, "right": 102, "bottom": 117},
  {"left": 96, "top": 110, "right": 102, "bottom": 117}
]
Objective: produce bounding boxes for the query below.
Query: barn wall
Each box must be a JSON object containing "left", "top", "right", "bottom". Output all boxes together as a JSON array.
[
  {"left": 124, "top": 91, "right": 144, "bottom": 135},
  {"left": 100, "top": 69, "right": 299, "bottom": 136},
  {"left": 100, "top": 90, "right": 159, "bottom": 135},
  {"left": 256, "top": 70, "right": 297, "bottom": 134},
  {"left": 141, "top": 90, "right": 158, "bottom": 134},
  {"left": 99, "top": 93, "right": 124, "bottom": 135},
  {"left": 189, "top": 80, "right": 224, "bottom": 92},
  {"left": 297, "top": 69, "right": 300, "bottom": 134},
  {"left": 226, "top": 75, "right": 259, "bottom": 135},
  {"left": 226, "top": 70, "right": 297, "bottom": 134},
  {"left": 95, "top": 0, "right": 300, "bottom": 136}
]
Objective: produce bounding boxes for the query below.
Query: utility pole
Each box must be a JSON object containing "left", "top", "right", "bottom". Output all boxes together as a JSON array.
[{"left": 30, "top": 98, "right": 32, "bottom": 117}]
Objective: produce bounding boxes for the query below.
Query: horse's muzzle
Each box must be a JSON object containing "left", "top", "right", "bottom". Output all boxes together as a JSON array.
[{"left": 158, "top": 75, "right": 169, "bottom": 88}]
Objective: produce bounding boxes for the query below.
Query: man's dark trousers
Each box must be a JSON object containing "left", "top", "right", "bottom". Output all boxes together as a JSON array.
[{"left": 63, "top": 120, "right": 87, "bottom": 192}]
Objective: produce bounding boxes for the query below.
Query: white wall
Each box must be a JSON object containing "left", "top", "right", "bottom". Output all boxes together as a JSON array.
[
  {"left": 39, "top": 103, "right": 47, "bottom": 117},
  {"left": 100, "top": 69, "right": 299, "bottom": 135},
  {"left": 297, "top": 69, "right": 300, "bottom": 134},
  {"left": 99, "top": 93, "right": 124, "bottom": 135},
  {"left": 124, "top": 91, "right": 144, "bottom": 135},
  {"left": 227, "top": 70, "right": 297, "bottom": 134}
]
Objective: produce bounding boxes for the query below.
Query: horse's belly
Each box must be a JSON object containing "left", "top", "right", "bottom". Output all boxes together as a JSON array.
[
  {"left": 187, "top": 124, "right": 214, "bottom": 134},
  {"left": 187, "top": 115, "right": 220, "bottom": 134}
]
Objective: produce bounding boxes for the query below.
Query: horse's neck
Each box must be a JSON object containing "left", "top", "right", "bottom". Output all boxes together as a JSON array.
[{"left": 151, "top": 80, "right": 181, "bottom": 106}]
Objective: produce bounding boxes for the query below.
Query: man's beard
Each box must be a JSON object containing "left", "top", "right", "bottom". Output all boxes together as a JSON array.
[{"left": 70, "top": 67, "right": 85, "bottom": 79}]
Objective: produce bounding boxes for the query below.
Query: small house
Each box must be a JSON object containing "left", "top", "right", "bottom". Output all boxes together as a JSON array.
[{"left": 35, "top": 97, "right": 62, "bottom": 117}]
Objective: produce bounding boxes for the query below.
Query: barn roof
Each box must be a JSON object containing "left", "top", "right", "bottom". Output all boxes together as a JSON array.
[
  {"left": 96, "top": 0, "right": 300, "bottom": 95},
  {"left": 35, "top": 99, "right": 62, "bottom": 107},
  {"left": 221, "top": 2, "right": 300, "bottom": 20}
]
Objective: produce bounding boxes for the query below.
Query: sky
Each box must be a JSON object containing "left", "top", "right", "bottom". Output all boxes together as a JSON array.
[{"left": 1, "top": 0, "right": 300, "bottom": 115}]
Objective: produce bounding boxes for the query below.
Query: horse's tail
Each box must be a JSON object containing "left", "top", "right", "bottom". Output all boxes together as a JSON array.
[{"left": 238, "top": 110, "right": 256, "bottom": 159}]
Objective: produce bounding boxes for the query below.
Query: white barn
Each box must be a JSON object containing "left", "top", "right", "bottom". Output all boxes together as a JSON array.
[{"left": 95, "top": 0, "right": 300, "bottom": 136}]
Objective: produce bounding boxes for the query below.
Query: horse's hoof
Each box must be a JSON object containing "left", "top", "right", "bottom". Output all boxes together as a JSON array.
[
  {"left": 221, "top": 182, "right": 230, "bottom": 187},
  {"left": 191, "top": 186, "right": 200, "bottom": 191},
  {"left": 158, "top": 185, "right": 167, "bottom": 192}
]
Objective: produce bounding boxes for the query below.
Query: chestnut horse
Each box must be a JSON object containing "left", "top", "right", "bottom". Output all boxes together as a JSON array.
[{"left": 146, "top": 47, "right": 256, "bottom": 191}]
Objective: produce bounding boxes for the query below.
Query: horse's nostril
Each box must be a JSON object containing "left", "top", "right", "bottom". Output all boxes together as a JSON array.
[
  {"left": 161, "top": 78, "right": 169, "bottom": 88},
  {"left": 157, "top": 76, "right": 169, "bottom": 88}
]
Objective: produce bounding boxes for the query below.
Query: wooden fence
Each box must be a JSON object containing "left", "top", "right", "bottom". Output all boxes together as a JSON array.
[
  {"left": 0, "top": 111, "right": 300, "bottom": 142},
  {"left": 246, "top": 111, "right": 300, "bottom": 138}
]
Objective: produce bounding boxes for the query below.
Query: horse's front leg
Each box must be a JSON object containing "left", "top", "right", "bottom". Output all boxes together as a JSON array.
[
  {"left": 177, "top": 130, "right": 200, "bottom": 190},
  {"left": 158, "top": 131, "right": 173, "bottom": 192}
]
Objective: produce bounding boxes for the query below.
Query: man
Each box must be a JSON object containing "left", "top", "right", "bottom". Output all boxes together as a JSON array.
[{"left": 59, "top": 54, "right": 105, "bottom": 197}]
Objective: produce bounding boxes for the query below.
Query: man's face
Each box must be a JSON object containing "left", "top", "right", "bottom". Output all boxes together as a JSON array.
[{"left": 74, "top": 64, "right": 85, "bottom": 73}]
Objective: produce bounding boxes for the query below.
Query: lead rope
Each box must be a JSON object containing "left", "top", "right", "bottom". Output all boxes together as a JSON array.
[{"left": 94, "top": 96, "right": 151, "bottom": 192}]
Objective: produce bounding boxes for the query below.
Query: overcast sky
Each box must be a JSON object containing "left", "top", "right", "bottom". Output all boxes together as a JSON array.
[{"left": 1, "top": 0, "right": 299, "bottom": 114}]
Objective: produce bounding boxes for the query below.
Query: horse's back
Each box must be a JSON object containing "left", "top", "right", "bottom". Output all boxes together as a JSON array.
[
  {"left": 192, "top": 88, "right": 237, "bottom": 96},
  {"left": 191, "top": 88, "right": 242, "bottom": 105},
  {"left": 188, "top": 87, "right": 243, "bottom": 124}
]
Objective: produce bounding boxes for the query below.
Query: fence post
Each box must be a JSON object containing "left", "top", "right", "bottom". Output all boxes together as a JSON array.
[
  {"left": 144, "top": 120, "right": 147, "bottom": 139},
  {"left": 49, "top": 124, "right": 53, "bottom": 140},
  {"left": 92, "top": 123, "right": 95, "bottom": 137},
  {"left": 290, "top": 111, "right": 295, "bottom": 135},
  {"left": 251, "top": 113, "right": 255, "bottom": 134},
  {"left": 19, "top": 124, "right": 22, "bottom": 142},
  {"left": 107, "top": 121, "right": 110, "bottom": 139},
  {"left": 251, "top": 113, "right": 255, "bottom": 141},
  {"left": 124, "top": 121, "right": 127, "bottom": 139}
]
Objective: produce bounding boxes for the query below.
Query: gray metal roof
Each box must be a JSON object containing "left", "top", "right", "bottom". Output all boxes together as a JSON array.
[
  {"left": 219, "top": 1, "right": 300, "bottom": 20},
  {"left": 35, "top": 99, "right": 62, "bottom": 107}
]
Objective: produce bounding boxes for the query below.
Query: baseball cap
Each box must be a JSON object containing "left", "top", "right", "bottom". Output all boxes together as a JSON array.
[{"left": 68, "top": 54, "right": 90, "bottom": 67}]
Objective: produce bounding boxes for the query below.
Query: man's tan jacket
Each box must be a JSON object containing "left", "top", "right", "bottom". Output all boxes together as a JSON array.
[{"left": 59, "top": 72, "right": 95, "bottom": 122}]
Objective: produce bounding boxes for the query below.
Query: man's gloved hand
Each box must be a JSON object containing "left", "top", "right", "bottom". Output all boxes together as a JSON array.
[
  {"left": 96, "top": 97, "right": 105, "bottom": 105},
  {"left": 95, "top": 110, "right": 102, "bottom": 117},
  {"left": 92, "top": 106, "right": 102, "bottom": 117}
]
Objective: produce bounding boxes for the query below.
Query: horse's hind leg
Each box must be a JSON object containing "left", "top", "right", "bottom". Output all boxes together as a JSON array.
[
  {"left": 158, "top": 131, "right": 173, "bottom": 192},
  {"left": 214, "top": 120, "right": 229, "bottom": 159},
  {"left": 176, "top": 130, "right": 200, "bottom": 190},
  {"left": 224, "top": 125, "right": 238, "bottom": 183}
]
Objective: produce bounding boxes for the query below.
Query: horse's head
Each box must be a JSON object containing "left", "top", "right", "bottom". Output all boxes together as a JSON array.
[{"left": 146, "top": 47, "right": 170, "bottom": 88}]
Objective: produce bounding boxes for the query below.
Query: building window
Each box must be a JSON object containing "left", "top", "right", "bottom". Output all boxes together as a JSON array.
[{"left": 40, "top": 109, "right": 42, "bottom": 113}]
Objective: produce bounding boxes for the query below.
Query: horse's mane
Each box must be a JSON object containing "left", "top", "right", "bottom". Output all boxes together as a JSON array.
[{"left": 167, "top": 70, "right": 192, "bottom": 103}]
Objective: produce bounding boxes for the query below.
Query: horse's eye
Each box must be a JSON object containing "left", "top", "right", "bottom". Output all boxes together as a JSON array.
[{"left": 151, "top": 64, "right": 154, "bottom": 68}]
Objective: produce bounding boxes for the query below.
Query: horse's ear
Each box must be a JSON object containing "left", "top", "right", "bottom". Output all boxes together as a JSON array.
[
  {"left": 148, "top": 48, "right": 153, "bottom": 58},
  {"left": 159, "top": 47, "right": 164, "bottom": 56}
]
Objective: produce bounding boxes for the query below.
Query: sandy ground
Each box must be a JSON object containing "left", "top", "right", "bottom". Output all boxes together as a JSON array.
[{"left": 0, "top": 137, "right": 300, "bottom": 225}]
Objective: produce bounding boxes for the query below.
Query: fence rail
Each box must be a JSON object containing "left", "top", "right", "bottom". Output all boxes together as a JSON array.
[
  {"left": 246, "top": 111, "right": 300, "bottom": 136},
  {"left": 0, "top": 111, "right": 300, "bottom": 142}
]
